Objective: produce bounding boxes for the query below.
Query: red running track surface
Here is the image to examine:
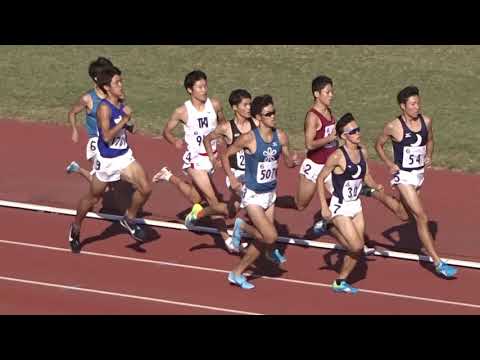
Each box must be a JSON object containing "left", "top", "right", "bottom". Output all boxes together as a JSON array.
[{"left": 0, "top": 119, "right": 479, "bottom": 314}]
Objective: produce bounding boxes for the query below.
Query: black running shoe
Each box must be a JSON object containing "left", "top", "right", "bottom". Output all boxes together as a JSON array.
[
  {"left": 120, "top": 216, "right": 146, "bottom": 242},
  {"left": 68, "top": 224, "right": 81, "bottom": 253},
  {"left": 360, "top": 185, "right": 376, "bottom": 197}
]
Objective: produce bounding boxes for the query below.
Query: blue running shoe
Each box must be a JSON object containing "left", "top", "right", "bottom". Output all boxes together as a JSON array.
[
  {"left": 266, "top": 248, "right": 287, "bottom": 264},
  {"left": 66, "top": 161, "right": 80, "bottom": 174},
  {"left": 435, "top": 261, "right": 458, "bottom": 278},
  {"left": 228, "top": 272, "right": 255, "bottom": 290},
  {"left": 312, "top": 219, "right": 328, "bottom": 235},
  {"left": 332, "top": 280, "right": 358, "bottom": 294},
  {"left": 231, "top": 218, "right": 246, "bottom": 251}
]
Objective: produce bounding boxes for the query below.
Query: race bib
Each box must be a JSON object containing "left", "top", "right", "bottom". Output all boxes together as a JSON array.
[
  {"left": 324, "top": 124, "right": 337, "bottom": 148},
  {"left": 402, "top": 145, "right": 426, "bottom": 168},
  {"left": 342, "top": 179, "right": 363, "bottom": 201},
  {"left": 236, "top": 150, "right": 245, "bottom": 169},
  {"left": 256, "top": 161, "right": 278, "bottom": 184},
  {"left": 110, "top": 130, "right": 128, "bottom": 150}
]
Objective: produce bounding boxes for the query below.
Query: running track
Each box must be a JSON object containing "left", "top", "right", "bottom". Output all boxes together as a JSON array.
[{"left": 0, "top": 119, "right": 479, "bottom": 314}]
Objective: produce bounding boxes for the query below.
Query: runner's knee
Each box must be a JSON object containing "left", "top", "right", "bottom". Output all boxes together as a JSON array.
[
  {"left": 140, "top": 182, "right": 152, "bottom": 198},
  {"left": 262, "top": 229, "right": 278, "bottom": 244},
  {"left": 351, "top": 241, "right": 363, "bottom": 254}
]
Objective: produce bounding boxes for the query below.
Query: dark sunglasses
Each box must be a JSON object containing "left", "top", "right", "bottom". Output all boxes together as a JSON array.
[
  {"left": 262, "top": 110, "right": 276, "bottom": 117},
  {"left": 344, "top": 127, "right": 361, "bottom": 135}
]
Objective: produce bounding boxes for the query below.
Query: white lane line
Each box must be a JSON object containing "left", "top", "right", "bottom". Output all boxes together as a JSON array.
[
  {"left": 0, "top": 275, "right": 261, "bottom": 315},
  {"left": 1, "top": 239, "right": 479, "bottom": 310},
  {"left": 2, "top": 199, "right": 478, "bottom": 269}
]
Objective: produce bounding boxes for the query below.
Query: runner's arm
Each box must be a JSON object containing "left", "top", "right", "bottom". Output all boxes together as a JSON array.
[
  {"left": 221, "top": 132, "right": 253, "bottom": 182},
  {"left": 316, "top": 151, "right": 340, "bottom": 220},
  {"left": 278, "top": 129, "right": 300, "bottom": 168},
  {"left": 68, "top": 94, "right": 90, "bottom": 143},
  {"left": 203, "top": 122, "right": 229, "bottom": 164},
  {"left": 211, "top": 98, "right": 227, "bottom": 125},
  {"left": 162, "top": 107, "right": 186, "bottom": 149},
  {"left": 304, "top": 112, "right": 337, "bottom": 151},
  {"left": 424, "top": 116, "right": 434, "bottom": 167},
  {"left": 375, "top": 120, "right": 399, "bottom": 173}
]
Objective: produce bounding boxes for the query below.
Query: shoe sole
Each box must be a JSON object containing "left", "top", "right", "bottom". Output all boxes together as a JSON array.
[{"left": 228, "top": 278, "right": 255, "bottom": 290}]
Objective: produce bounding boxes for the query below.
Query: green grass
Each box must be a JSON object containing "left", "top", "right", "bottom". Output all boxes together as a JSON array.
[{"left": 1, "top": 45, "right": 479, "bottom": 172}]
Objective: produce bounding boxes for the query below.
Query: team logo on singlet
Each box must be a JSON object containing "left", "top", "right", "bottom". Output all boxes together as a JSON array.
[
  {"left": 352, "top": 165, "right": 362, "bottom": 179},
  {"left": 263, "top": 147, "right": 277, "bottom": 161},
  {"left": 412, "top": 134, "right": 422, "bottom": 146}
]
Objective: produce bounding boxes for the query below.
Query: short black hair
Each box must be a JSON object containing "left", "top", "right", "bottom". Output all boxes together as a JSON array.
[
  {"left": 397, "top": 86, "right": 419, "bottom": 105},
  {"left": 96, "top": 66, "right": 122, "bottom": 95},
  {"left": 228, "top": 89, "right": 252, "bottom": 107},
  {"left": 88, "top": 57, "right": 114, "bottom": 82},
  {"left": 184, "top": 70, "right": 207, "bottom": 90},
  {"left": 312, "top": 75, "right": 333, "bottom": 96},
  {"left": 251, "top": 95, "right": 274, "bottom": 118},
  {"left": 336, "top": 112, "right": 355, "bottom": 135}
]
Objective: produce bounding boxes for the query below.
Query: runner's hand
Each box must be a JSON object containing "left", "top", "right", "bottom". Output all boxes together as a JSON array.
[
  {"left": 230, "top": 177, "right": 242, "bottom": 193},
  {"left": 321, "top": 207, "right": 332, "bottom": 221},
  {"left": 123, "top": 105, "right": 133, "bottom": 117},
  {"left": 375, "top": 184, "right": 384, "bottom": 192},
  {"left": 328, "top": 128, "right": 337, "bottom": 141},
  {"left": 214, "top": 157, "right": 222, "bottom": 170},
  {"left": 389, "top": 163, "right": 400, "bottom": 175},
  {"left": 291, "top": 151, "right": 302, "bottom": 167},
  {"left": 174, "top": 138, "right": 186, "bottom": 150}
]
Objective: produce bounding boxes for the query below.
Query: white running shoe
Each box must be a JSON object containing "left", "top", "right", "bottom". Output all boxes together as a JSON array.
[
  {"left": 363, "top": 245, "right": 376, "bottom": 256},
  {"left": 152, "top": 167, "right": 173, "bottom": 182}
]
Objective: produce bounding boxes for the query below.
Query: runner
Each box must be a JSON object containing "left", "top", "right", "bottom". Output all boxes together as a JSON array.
[
  {"left": 317, "top": 113, "right": 384, "bottom": 294},
  {"left": 221, "top": 95, "right": 300, "bottom": 289},
  {"left": 375, "top": 85, "right": 457, "bottom": 278},
  {"left": 68, "top": 66, "right": 151, "bottom": 253}
]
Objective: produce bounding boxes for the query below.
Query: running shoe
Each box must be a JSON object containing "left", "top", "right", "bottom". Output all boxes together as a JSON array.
[
  {"left": 152, "top": 166, "right": 173, "bottom": 183},
  {"left": 225, "top": 236, "right": 248, "bottom": 254},
  {"left": 312, "top": 219, "right": 328, "bottom": 235},
  {"left": 66, "top": 161, "right": 80, "bottom": 174},
  {"left": 185, "top": 203, "right": 203, "bottom": 229},
  {"left": 266, "top": 248, "right": 287, "bottom": 264},
  {"left": 435, "top": 261, "right": 458, "bottom": 278},
  {"left": 120, "top": 215, "right": 146, "bottom": 242},
  {"left": 68, "top": 223, "right": 81, "bottom": 253},
  {"left": 228, "top": 272, "right": 255, "bottom": 290},
  {"left": 332, "top": 280, "right": 359, "bottom": 294},
  {"left": 363, "top": 245, "right": 376, "bottom": 256}
]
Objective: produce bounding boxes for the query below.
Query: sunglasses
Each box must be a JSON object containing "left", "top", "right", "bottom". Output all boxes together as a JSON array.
[
  {"left": 262, "top": 110, "right": 276, "bottom": 117},
  {"left": 344, "top": 127, "right": 361, "bottom": 135}
]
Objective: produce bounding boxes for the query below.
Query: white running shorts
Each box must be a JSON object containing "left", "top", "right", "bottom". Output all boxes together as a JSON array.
[
  {"left": 94, "top": 148, "right": 136, "bottom": 183},
  {"left": 329, "top": 195, "right": 362, "bottom": 219},
  {"left": 241, "top": 188, "right": 277, "bottom": 210},
  {"left": 390, "top": 168, "right": 425, "bottom": 189}
]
